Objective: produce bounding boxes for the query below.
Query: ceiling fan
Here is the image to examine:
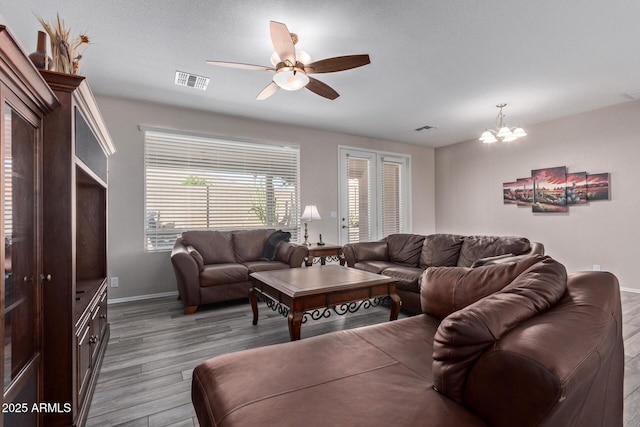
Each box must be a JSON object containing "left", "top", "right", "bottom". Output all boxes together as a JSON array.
[{"left": 206, "top": 21, "right": 371, "bottom": 100}]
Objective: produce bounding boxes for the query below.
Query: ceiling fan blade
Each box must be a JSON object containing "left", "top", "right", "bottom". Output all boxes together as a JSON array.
[
  {"left": 304, "top": 54, "right": 370, "bottom": 74},
  {"left": 206, "top": 60, "right": 275, "bottom": 71},
  {"left": 270, "top": 21, "right": 295, "bottom": 65},
  {"left": 306, "top": 77, "right": 339, "bottom": 100},
  {"left": 256, "top": 81, "right": 280, "bottom": 100}
]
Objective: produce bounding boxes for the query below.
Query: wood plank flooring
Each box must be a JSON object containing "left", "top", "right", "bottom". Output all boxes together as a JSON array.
[{"left": 86, "top": 290, "right": 640, "bottom": 427}]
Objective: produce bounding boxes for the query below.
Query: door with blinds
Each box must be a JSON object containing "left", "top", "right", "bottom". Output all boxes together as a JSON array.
[{"left": 338, "top": 148, "right": 410, "bottom": 244}]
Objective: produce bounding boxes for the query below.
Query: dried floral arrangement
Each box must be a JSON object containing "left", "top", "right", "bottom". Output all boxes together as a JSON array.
[{"left": 37, "top": 13, "right": 90, "bottom": 75}]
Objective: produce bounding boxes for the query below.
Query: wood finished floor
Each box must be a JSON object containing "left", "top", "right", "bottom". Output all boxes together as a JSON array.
[{"left": 86, "top": 290, "right": 640, "bottom": 427}]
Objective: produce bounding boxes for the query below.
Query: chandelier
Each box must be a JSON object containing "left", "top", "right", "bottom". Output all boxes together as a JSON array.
[{"left": 479, "top": 103, "right": 527, "bottom": 143}]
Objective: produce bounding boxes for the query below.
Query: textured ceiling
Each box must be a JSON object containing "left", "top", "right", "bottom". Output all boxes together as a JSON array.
[{"left": 1, "top": 0, "right": 639, "bottom": 147}]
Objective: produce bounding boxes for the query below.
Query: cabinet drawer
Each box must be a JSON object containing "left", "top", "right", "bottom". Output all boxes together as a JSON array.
[{"left": 76, "top": 324, "right": 92, "bottom": 406}]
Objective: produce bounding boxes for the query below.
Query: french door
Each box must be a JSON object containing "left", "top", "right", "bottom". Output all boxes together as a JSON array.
[{"left": 338, "top": 147, "right": 410, "bottom": 244}]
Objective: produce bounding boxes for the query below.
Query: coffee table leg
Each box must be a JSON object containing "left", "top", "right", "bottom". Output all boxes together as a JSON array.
[
  {"left": 249, "top": 287, "right": 259, "bottom": 325},
  {"left": 288, "top": 310, "right": 303, "bottom": 341},
  {"left": 389, "top": 292, "right": 402, "bottom": 321}
]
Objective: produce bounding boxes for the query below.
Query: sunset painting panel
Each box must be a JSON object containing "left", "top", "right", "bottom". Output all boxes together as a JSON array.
[
  {"left": 532, "top": 166, "right": 567, "bottom": 212},
  {"left": 516, "top": 177, "right": 534, "bottom": 206},
  {"left": 587, "top": 173, "right": 610, "bottom": 200},
  {"left": 503, "top": 181, "right": 518, "bottom": 204},
  {"left": 566, "top": 172, "right": 587, "bottom": 204}
]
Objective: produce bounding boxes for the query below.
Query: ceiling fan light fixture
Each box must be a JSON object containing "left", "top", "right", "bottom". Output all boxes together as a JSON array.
[{"left": 273, "top": 68, "right": 309, "bottom": 90}]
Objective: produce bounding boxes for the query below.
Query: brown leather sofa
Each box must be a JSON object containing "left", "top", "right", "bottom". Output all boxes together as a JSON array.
[
  {"left": 191, "top": 256, "right": 624, "bottom": 427},
  {"left": 343, "top": 233, "right": 544, "bottom": 313},
  {"left": 171, "top": 229, "right": 308, "bottom": 314}
]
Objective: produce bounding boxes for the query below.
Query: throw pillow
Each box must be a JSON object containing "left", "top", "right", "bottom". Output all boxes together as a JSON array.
[{"left": 260, "top": 230, "right": 291, "bottom": 261}]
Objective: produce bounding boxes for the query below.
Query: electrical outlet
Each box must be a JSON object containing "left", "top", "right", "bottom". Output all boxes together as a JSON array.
[
  {"left": 593, "top": 264, "right": 601, "bottom": 271},
  {"left": 110, "top": 277, "right": 119, "bottom": 287}
]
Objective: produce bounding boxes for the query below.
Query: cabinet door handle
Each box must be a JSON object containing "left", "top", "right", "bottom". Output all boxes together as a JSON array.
[
  {"left": 40, "top": 274, "right": 52, "bottom": 282},
  {"left": 23, "top": 276, "right": 33, "bottom": 283}
]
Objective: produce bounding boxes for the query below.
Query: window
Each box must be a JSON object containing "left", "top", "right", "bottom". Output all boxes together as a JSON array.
[
  {"left": 144, "top": 130, "right": 300, "bottom": 251},
  {"left": 339, "top": 147, "right": 410, "bottom": 244}
]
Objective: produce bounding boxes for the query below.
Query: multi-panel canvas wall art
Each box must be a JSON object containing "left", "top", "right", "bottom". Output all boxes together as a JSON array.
[{"left": 503, "top": 167, "right": 610, "bottom": 213}]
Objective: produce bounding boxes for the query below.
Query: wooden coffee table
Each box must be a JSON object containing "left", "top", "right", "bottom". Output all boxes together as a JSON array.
[{"left": 249, "top": 265, "right": 401, "bottom": 341}]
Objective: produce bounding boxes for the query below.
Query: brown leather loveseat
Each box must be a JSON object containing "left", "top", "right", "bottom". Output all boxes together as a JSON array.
[
  {"left": 171, "top": 229, "right": 308, "bottom": 314},
  {"left": 191, "top": 255, "right": 624, "bottom": 426},
  {"left": 343, "top": 233, "right": 544, "bottom": 313}
]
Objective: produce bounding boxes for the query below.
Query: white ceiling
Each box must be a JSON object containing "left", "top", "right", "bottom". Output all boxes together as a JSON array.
[{"left": 1, "top": 0, "right": 639, "bottom": 148}]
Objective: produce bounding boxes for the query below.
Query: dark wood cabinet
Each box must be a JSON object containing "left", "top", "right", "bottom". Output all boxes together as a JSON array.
[
  {"left": 0, "top": 25, "right": 58, "bottom": 427},
  {"left": 0, "top": 24, "right": 113, "bottom": 427},
  {"left": 40, "top": 70, "right": 115, "bottom": 426}
]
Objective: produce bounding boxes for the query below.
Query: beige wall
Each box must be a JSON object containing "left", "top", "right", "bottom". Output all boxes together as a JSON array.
[
  {"left": 97, "top": 96, "right": 436, "bottom": 300},
  {"left": 435, "top": 99, "right": 640, "bottom": 291}
]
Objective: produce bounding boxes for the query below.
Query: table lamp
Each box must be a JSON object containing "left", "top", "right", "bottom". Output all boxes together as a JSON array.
[{"left": 301, "top": 205, "right": 321, "bottom": 246}]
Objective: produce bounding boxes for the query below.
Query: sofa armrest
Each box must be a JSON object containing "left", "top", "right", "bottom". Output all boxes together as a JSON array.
[
  {"left": 171, "top": 238, "right": 201, "bottom": 306},
  {"left": 463, "top": 271, "right": 623, "bottom": 427},
  {"left": 343, "top": 241, "right": 389, "bottom": 267},
  {"left": 527, "top": 241, "right": 545, "bottom": 256},
  {"left": 275, "top": 242, "right": 308, "bottom": 268}
]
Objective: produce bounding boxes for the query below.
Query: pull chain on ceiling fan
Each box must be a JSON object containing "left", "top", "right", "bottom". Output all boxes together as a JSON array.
[{"left": 206, "top": 21, "right": 371, "bottom": 100}]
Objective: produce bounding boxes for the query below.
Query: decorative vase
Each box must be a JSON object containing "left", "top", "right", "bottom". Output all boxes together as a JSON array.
[{"left": 28, "top": 31, "right": 54, "bottom": 71}]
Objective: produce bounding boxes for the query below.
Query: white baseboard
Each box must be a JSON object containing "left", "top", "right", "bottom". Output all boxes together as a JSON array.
[
  {"left": 108, "top": 291, "right": 179, "bottom": 305},
  {"left": 620, "top": 286, "right": 640, "bottom": 294}
]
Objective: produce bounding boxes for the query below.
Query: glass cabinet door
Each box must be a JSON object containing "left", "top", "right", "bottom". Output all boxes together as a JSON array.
[{"left": 2, "top": 102, "right": 40, "bottom": 426}]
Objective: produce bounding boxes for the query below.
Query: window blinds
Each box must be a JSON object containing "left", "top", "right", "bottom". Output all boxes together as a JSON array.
[{"left": 144, "top": 130, "right": 300, "bottom": 251}]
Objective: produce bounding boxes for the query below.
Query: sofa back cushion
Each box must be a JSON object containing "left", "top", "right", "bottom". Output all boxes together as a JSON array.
[
  {"left": 419, "top": 234, "right": 464, "bottom": 268},
  {"left": 431, "top": 256, "right": 567, "bottom": 404},
  {"left": 350, "top": 241, "right": 389, "bottom": 263},
  {"left": 182, "top": 230, "right": 235, "bottom": 265},
  {"left": 386, "top": 234, "right": 425, "bottom": 267},
  {"left": 421, "top": 255, "right": 543, "bottom": 319},
  {"left": 457, "top": 235, "right": 530, "bottom": 267},
  {"left": 233, "top": 229, "right": 275, "bottom": 263}
]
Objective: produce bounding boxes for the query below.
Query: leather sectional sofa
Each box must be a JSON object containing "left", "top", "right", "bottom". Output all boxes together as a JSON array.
[
  {"left": 171, "top": 229, "right": 308, "bottom": 314},
  {"left": 191, "top": 255, "right": 624, "bottom": 426},
  {"left": 343, "top": 233, "right": 544, "bottom": 313}
]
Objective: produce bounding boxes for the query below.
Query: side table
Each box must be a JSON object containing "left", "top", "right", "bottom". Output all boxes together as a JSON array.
[{"left": 305, "top": 244, "right": 345, "bottom": 267}]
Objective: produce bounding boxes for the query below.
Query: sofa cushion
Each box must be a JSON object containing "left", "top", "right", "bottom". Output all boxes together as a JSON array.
[
  {"left": 432, "top": 256, "right": 567, "bottom": 403},
  {"left": 354, "top": 261, "right": 397, "bottom": 274},
  {"left": 457, "top": 236, "right": 531, "bottom": 267},
  {"left": 351, "top": 241, "right": 388, "bottom": 263},
  {"left": 386, "top": 234, "right": 425, "bottom": 267},
  {"left": 420, "top": 234, "right": 464, "bottom": 268},
  {"left": 380, "top": 265, "right": 423, "bottom": 293},
  {"left": 199, "top": 263, "right": 249, "bottom": 287},
  {"left": 260, "top": 230, "right": 291, "bottom": 261},
  {"left": 421, "top": 256, "right": 543, "bottom": 319},
  {"left": 456, "top": 236, "right": 498, "bottom": 267},
  {"left": 182, "top": 230, "right": 235, "bottom": 265},
  {"left": 233, "top": 229, "right": 275, "bottom": 263},
  {"left": 244, "top": 260, "right": 290, "bottom": 273}
]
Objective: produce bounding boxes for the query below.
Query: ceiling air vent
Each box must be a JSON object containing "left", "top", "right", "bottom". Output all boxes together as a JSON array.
[
  {"left": 175, "top": 71, "right": 210, "bottom": 90},
  {"left": 415, "top": 125, "right": 438, "bottom": 132}
]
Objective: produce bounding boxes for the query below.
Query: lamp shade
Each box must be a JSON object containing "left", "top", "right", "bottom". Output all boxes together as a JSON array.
[{"left": 301, "top": 205, "right": 321, "bottom": 221}]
